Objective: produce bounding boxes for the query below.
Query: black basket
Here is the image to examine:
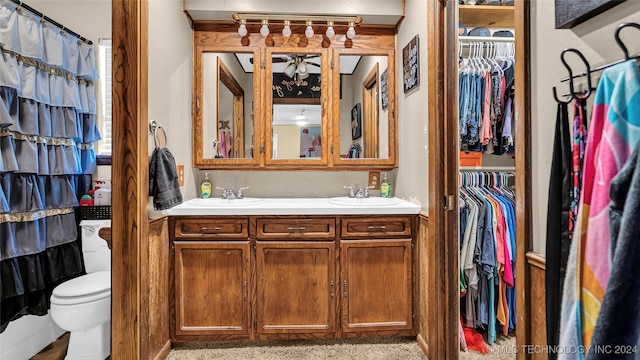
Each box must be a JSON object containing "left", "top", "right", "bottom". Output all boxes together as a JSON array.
[{"left": 78, "top": 205, "right": 111, "bottom": 220}]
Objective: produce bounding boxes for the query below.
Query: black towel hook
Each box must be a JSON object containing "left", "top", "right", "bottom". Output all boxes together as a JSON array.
[
  {"left": 553, "top": 48, "right": 592, "bottom": 104},
  {"left": 614, "top": 22, "right": 640, "bottom": 60},
  {"left": 561, "top": 48, "right": 592, "bottom": 99}
]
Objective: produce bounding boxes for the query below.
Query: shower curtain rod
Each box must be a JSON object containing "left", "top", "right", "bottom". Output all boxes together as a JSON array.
[{"left": 10, "top": 0, "right": 92, "bottom": 45}]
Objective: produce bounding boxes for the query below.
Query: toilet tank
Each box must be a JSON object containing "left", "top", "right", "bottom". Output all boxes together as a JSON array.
[{"left": 80, "top": 220, "right": 111, "bottom": 273}]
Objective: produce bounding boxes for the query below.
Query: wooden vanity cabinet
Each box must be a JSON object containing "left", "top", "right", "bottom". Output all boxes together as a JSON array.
[
  {"left": 171, "top": 214, "right": 416, "bottom": 342},
  {"left": 255, "top": 217, "right": 337, "bottom": 338},
  {"left": 172, "top": 217, "right": 251, "bottom": 340},
  {"left": 340, "top": 217, "right": 415, "bottom": 336}
]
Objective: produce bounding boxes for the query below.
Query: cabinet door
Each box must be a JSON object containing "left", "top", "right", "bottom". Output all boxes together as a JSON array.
[
  {"left": 341, "top": 239, "right": 413, "bottom": 333},
  {"left": 256, "top": 241, "right": 336, "bottom": 336},
  {"left": 174, "top": 241, "right": 250, "bottom": 337}
]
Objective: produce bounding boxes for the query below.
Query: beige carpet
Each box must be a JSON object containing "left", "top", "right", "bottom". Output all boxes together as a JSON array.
[
  {"left": 460, "top": 334, "right": 517, "bottom": 360},
  {"left": 167, "top": 334, "right": 516, "bottom": 359},
  {"left": 167, "top": 337, "right": 426, "bottom": 360}
]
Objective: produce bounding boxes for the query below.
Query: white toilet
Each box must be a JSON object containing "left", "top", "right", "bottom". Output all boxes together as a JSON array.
[{"left": 50, "top": 220, "right": 111, "bottom": 360}]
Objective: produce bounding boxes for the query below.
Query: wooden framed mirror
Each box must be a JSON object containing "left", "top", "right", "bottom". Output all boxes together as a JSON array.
[
  {"left": 264, "top": 47, "right": 330, "bottom": 168},
  {"left": 332, "top": 49, "right": 396, "bottom": 168},
  {"left": 193, "top": 46, "right": 261, "bottom": 168}
]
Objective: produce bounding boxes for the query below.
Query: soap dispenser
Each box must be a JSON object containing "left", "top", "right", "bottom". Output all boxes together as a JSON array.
[
  {"left": 380, "top": 172, "right": 392, "bottom": 198},
  {"left": 200, "top": 173, "right": 212, "bottom": 198}
]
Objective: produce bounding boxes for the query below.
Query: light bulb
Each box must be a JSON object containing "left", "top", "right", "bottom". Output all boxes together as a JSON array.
[
  {"left": 325, "top": 21, "right": 335, "bottom": 38},
  {"left": 282, "top": 21, "right": 292, "bottom": 37},
  {"left": 346, "top": 22, "right": 356, "bottom": 39},
  {"left": 297, "top": 62, "right": 308, "bottom": 75},
  {"left": 238, "top": 22, "right": 248, "bottom": 37},
  {"left": 260, "top": 20, "right": 269, "bottom": 36},
  {"left": 305, "top": 21, "right": 314, "bottom": 38}
]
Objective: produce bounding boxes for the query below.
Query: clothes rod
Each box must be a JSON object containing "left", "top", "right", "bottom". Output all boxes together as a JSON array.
[
  {"left": 458, "top": 36, "right": 515, "bottom": 43},
  {"left": 559, "top": 54, "right": 640, "bottom": 83},
  {"left": 9, "top": 0, "right": 92, "bottom": 45},
  {"left": 460, "top": 166, "right": 515, "bottom": 172}
]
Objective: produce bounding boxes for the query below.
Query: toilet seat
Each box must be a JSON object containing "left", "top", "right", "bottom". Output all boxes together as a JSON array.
[{"left": 51, "top": 271, "right": 111, "bottom": 305}]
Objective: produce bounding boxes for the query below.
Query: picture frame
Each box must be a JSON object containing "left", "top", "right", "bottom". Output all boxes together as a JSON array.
[
  {"left": 351, "top": 103, "right": 362, "bottom": 140},
  {"left": 381, "top": 68, "right": 389, "bottom": 110},
  {"left": 555, "top": 0, "right": 626, "bottom": 29},
  {"left": 403, "top": 35, "right": 419, "bottom": 93}
]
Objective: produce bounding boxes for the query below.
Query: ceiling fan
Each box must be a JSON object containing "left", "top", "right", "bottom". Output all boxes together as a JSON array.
[{"left": 250, "top": 54, "right": 320, "bottom": 80}]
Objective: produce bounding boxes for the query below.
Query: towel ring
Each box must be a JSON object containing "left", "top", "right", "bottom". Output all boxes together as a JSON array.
[{"left": 149, "top": 120, "right": 167, "bottom": 149}]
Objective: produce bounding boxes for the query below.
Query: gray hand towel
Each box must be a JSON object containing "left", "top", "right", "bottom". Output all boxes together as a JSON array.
[{"left": 149, "top": 147, "right": 183, "bottom": 210}]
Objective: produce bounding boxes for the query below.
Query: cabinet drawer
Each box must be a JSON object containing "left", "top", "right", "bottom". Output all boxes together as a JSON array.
[
  {"left": 256, "top": 218, "right": 336, "bottom": 240},
  {"left": 341, "top": 217, "right": 412, "bottom": 238},
  {"left": 174, "top": 218, "right": 249, "bottom": 239}
]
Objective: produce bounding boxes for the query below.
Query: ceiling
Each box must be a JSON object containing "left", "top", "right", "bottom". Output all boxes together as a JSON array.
[
  {"left": 234, "top": 53, "right": 361, "bottom": 74},
  {"left": 184, "top": 0, "right": 404, "bottom": 25},
  {"left": 272, "top": 104, "right": 322, "bottom": 126}
]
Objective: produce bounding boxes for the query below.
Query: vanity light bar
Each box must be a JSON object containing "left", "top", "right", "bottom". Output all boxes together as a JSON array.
[{"left": 232, "top": 13, "right": 362, "bottom": 38}]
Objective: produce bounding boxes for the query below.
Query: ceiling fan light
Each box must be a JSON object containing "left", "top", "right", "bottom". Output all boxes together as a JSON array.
[
  {"left": 238, "top": 21, "right": 248, "bottom": 37},
  {"left": 305, "top": 21, "right": 314, "bottom": 38},
  {"left": 260, "top": 20, "right": 269, "bottom": 36},
  {"left": 284, "top": 63, "right": 296, "bottom": 78},
  {"left": 297, "top": 62, "right": 308, "bottom": 75},
  {"left": 325, "top": 21, "right": 335, "bottom": 38},
  {"left": 282, "top": 20, "right": 292, "bottom": 37}
]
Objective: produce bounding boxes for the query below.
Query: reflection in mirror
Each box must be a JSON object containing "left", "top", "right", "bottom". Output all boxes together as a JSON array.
[
  {"left": 339, "top": 54, "right": 389, "bottom": 159},
  {"left": 202, "top": 52, "right": 254, "bottom": 159},
  {"left": 272, "top": 104, "right": 322, "bottom": 159},
  {"left": 270, "top": 52, "right": 323, "bottom": 160}
]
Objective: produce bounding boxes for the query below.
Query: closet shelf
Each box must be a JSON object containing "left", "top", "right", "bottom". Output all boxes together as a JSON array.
[{"left": 459, "top": 5, "right": 514, "bottom": 28}]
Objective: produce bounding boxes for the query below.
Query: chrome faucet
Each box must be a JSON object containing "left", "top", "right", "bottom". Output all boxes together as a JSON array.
[
  {"left": 236, "top": 186, "right": 249, "bottom": 199},
  {"left": 344, "top": 185, "right": 374, "bottom": 198},
  {"left": 216, "top": 186, "right": 249, "bottom": 199},
  {"left": 343, "top": 185, "right": 356, "bottom": 198}
]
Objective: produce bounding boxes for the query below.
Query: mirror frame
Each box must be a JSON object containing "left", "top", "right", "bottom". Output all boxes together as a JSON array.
[
  {"left": 264, "top": 47, "right": 331, "bottom": 168},
  {"left": 332, "top": 48, "right": 396, "bottom": 168},
  {"left": 192, "top": 45, "right": 262, "bottom": 168},
  {"left": 191, "top": 24, "right": 398, "bottom": 170}
]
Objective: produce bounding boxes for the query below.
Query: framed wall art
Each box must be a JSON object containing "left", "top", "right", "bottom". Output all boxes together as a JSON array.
[{"left": 351, "top": 103, "right": 362, "bottom": 140}]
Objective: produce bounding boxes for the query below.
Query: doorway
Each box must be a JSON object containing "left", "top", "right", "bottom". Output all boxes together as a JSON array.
[{"left": 426, "top": 0, "right": 533, "bottom": 359}]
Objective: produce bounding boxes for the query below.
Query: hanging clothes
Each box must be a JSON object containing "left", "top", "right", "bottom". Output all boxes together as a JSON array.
[
  {"left": 459, "top": 172, "right": 516, "bottom": 346},
  {"left": 458, "top": 40, "right": 515, "bottom": 157},
  {"left": 559, "top": 59, "right": 640, "bottom": 359},
  {"left": 545, "top": 101, "right": 573, "bottom": 360},
  {"left": 587, "top": 141, "right": 640, "bottom": 360},
  {"left": 0, "top": 1, "right": 99, "bottom": 332}
]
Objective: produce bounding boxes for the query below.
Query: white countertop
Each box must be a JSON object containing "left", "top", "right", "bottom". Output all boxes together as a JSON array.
[{"left": 165, "top": 197, "right": 422, "bottom": 216}]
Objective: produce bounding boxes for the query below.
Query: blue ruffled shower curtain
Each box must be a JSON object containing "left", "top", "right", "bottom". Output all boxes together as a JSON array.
[{"left": 0, "top": 0, "right": 100, "bottom": 332}]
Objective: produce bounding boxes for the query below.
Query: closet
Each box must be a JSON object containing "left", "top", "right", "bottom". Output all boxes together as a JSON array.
[
  {"left": 425, "top": 1, "right": 531, "bottom": 359},
  {"left": 457, "top": 3, "right": 518, "bottom": 357}
]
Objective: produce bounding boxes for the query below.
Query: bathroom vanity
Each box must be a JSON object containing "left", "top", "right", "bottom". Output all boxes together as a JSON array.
[{"left": 167, "top": 197, "right": 420, "bottom": 341}]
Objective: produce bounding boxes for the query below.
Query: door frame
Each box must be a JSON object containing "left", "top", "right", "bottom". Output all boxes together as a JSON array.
[
  {"left": 111, "top": 0, "right": 149, "bottom": 358},
  {"left": 426, "top": 1, "right": 532, "bottom": 359}
]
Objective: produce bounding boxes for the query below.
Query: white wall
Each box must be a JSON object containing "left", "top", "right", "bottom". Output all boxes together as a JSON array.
[
  {"left": 531, "top": 1, "right": 640, "bottom": 254},
  {"left": 148, "top": 0, "right": 194, "bottom": 215},
  {"left": 0, "top": 1, "right": 111, "bottom": 357},
  {"left": 395, "top": 0, "right": 429, "bottom": 206}
]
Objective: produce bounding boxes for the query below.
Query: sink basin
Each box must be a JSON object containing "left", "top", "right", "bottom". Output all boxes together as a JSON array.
[
  {"left": 328, "top": 197, "right": 399, "bottom": 206},
  {"left": 186, "top": 197, "right": 265, "bottom": 207}
]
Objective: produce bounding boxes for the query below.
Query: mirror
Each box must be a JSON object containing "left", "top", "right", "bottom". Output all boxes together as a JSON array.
[
  {"left": 268, "top": 51, "right": 324, "bottom": 161},
  {"left": 337, "top": 53, "right": 390, "bottom": 160},
  {"left": 201, "top": 51, "right": 255, "bottom": 160}
]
